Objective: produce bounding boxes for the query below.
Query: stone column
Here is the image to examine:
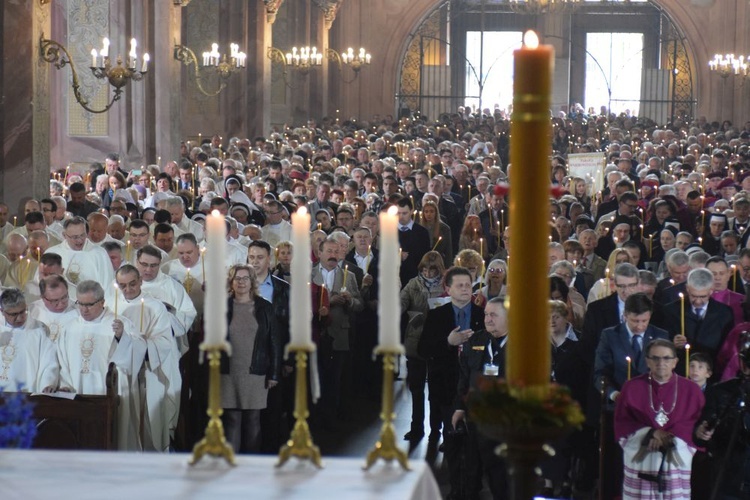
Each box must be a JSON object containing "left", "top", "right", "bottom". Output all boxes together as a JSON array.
[
  {"left": 243, "top": 0, "right": 278, "bottom": 138},
  {"left": 1, "top": 0, "right": 51, "bottom": 216},
  {"left": 153, "top": 1, "right": 182, "bottom": 162}
]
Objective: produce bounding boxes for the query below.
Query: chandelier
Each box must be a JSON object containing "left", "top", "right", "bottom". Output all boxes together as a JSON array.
[
  {"left": 174, "top": 42, "right": 246, "bottom": 96},
  {"left": 40, "top": 35, "right": 149, "bottom": 114},
  {"left": 709, "top": 54, "right": 749, "bottom": 80},
  {"left": 507, "top": 0, "right": 582, "bottom": 15}
]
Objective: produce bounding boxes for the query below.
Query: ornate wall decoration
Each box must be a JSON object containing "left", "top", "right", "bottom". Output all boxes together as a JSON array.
[
  {"left": 311, "top": 0, "right": 345, "bottom": 30},
  {"left": 263, "top": 0, "right": 285, "bottom": 24},
  {"left": 185, "top": 0, "right": 220, "bottom": 117},
  {"left": 66, "top": 0, "right": 109, "bottom": 136}
]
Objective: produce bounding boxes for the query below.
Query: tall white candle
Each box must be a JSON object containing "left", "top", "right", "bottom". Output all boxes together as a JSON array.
[
  {"left": 289, "top": 207, "right": 313, "bottom": 348},
  {"left": 378, "top": 206, "right": 402, "bottom": 350},
  {"left": 203, "top": 210, "right": 227, "bottom": 346}
]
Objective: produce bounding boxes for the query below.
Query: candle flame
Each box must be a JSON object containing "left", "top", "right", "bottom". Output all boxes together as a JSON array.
[
  {"left": 211, "top": 209, "right": 221, "bottom": 218},
  {"left": 297, "top": 206, "right": 308, "bottom": 216},
  {"left": 523, "top": 30, "right": 539, "bottom": 49},
  {"left": 678, "top": 292, "right": 684, "bottom": 298},
  {"left": 625, "top": 356, "right": 631, "bottom": 362},
  {"left": 387, "top": 205, "right": 398, "bottom": 216}
]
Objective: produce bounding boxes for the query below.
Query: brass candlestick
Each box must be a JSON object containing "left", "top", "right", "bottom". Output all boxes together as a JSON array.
[
  {"left": 363, "top": 348, "right": 410, "bottom": 471},
  {"left": 277, "top": 346, "right": 322, "bottom": 468},
  {"left": 189, "top": 344, "right": 235, "bottom": 466}
]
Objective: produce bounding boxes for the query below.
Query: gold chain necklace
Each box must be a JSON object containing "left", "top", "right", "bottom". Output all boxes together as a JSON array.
[{"left": 648, "top": 374, "right": 678, "bottom": 427}]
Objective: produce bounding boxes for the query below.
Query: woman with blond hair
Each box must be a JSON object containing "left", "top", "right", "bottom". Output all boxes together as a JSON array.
[
  {"left": 586, "top": 248, "right": 632, "bottom": 304},
  {"left": 417, "top": 200, "right": 453, "bottom": 267},
  {"left": 458, "top": 214, "right": 488, "bottom": 261},
  {"left": 475, "top": 259, "right": 508, "bottom": 307},
  {"left": 220, "top": 264, "right": 281, "bottom": 453}
]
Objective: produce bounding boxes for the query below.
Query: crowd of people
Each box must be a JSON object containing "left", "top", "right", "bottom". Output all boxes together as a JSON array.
[{"left": 2, "top": 106, "right": 750, "bottom": 498}]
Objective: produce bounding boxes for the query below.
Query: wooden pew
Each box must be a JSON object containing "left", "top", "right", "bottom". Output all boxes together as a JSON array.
[{"left": 1, "top": 363, "right": 120, "bottom": 450}]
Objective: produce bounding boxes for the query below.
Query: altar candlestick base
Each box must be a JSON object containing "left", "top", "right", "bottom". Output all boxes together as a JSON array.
[{"left": 363, "top": 350, "right": 410, "bottom": 471}]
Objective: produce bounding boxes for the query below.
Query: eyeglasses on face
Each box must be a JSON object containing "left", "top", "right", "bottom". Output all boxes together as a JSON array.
[
  {"left": 1, "top": 308, "right": 28, "bottom": 319},
  {"left": 615, "top": 282, "right": 638, "bottom": 290},
  {"left": 42, "top": 295, "right": 69, "bottom": 306},
  {"left": 233, "top": 276, "right": 251, "bottom": 283},
  {"left": 75, "top": 299, "right": 103, "bottom": 308},
  {"left": 646, "top": 355, "right": 676, "bottom": 362},
  {"left": 137, "top": 261, "right": 161, "bottom": 269}
]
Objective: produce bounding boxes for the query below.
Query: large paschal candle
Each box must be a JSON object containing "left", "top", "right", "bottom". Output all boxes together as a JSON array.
[{"left": 506, "top": 31, "right": 553, "bottom": 388}]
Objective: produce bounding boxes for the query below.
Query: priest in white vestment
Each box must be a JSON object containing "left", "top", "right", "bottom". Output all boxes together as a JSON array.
[
  {"left": 27, "top": 274, "right": 77, "bottom": 343},
  {"left": 122, "top": 220, "right": 168, "bottom": 266},
  {"left": 260, "top": 199, "right": 292, "bottom": 254},
  {"left": 162, "top": 233, "right": 206, "bottom": 285},
  {"left": 115, "top": 265, "right": 181, "bottom": 452},
  {"left": 124, "top": 245, "right": 196, "bottom": 355},
  {"left": 0, "top": 288, "right": 58, "bottom": 393},
  {"left": 22, "top": 253, "right": 77, "bottom": 304},
  {"left": 57, "top": 280, "right": 146, "bottom": 450},
  {"left": 45, "top": 217, "right": 115, "bottom": 290}
]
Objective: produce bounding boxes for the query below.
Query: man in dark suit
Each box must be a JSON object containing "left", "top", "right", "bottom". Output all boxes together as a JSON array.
[
  {"left": 396, "top": 197, "right": 431, "bottom": 287},
  {"left": 594, "top": 293, "right": 669, "bottom": 500},
  {"left": 418, "top": 267, "right": 484, "bottom": 499},
  {"left": 478, "top": 190, "right": 509, "bottom": 257},
  {"left": 658, "top": 268, "right": 734, "bottom": 379},
  {"left": 451, "top": 297, "right": 508, "bottom": 499},
  {"left": 345, "top": 226, "right": 380, "bottom": 397},
  {"left": 578, "top": 262, "right": 640, "bottom": 493},
  {"left": 427, "top": 176, "right": 462, "bottom": 253},
  {"left": 246, "top": 240, "right": 291, "bottom": 452},
  {"left": 581, "top": 263, "right": 641, "bottom": 365},
  {"left": 595, "top": 177, "right": 633, "bottom": 224}
]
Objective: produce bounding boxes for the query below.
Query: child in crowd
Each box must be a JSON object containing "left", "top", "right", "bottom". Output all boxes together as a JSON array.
[{"left": 688, "top": 352, "right": 713, "bottom": 392}]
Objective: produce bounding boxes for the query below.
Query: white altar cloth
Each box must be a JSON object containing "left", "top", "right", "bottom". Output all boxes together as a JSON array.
[{"left": 0, "top": 449, "right": 440, "bottom": 500}]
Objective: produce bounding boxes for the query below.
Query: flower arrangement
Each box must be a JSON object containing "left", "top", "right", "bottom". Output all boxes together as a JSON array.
[
  {"left": 467, "top": 378, "right": 585, "bottom": 435},
  {"left": 0, "top": 388, "right": 37, "bottom": 449}
]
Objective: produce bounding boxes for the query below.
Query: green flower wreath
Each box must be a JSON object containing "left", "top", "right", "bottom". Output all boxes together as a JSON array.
[{"left": 467, "top": 378, "right": 585, "bottom": 433}]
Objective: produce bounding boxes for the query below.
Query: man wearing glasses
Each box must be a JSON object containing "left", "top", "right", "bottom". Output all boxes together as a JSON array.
[
  {"left": 594, "top": 293, "right": 669, "bottom": 499},
  {"left": 114, "top": 264, "right": 181, "bottom": 452},
  {"left": 131, "top": 245, "right": 196, "bottom": 355},
  {"left": 614, "top": 339, "right": 704, "bottom": 499},
  {"left": 57, "top": 280, "right": 145, "bottom": 450},
  {"left": 0, "top": 288, "right": 58, "bottom": 393},
  {"left": 582, "top": 263, "right": 642, "bottom": 363},
  {"left": 45, "top": 216, "right": 114, "bottom": 290},
  {"left": 28, "top": 275, "right": 77, "bottom": 343}
]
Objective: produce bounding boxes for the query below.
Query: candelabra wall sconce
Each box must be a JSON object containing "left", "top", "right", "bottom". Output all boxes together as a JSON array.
[
  {"left": 709, "top": 53, "right": 749, "bottom": 86},
  {"left": 267, "top": 46, "right": 323, "bottom": 76},
  {"left": 174, "top": 43, "right": 246, "bottom": 97},
  {"left": 326, "top": 47, "right": 372, "bottom": 83},
  {"left": 39, "top": 35, "right": 149, "bottom": 114},
  {"left": 267, "top": 46, "right": 372, "bottom": 86}
]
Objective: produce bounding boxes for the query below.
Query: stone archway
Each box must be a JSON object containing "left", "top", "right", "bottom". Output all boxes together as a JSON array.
[{"left": 382, "top": 0, "right": 731, "bottom": 122}]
